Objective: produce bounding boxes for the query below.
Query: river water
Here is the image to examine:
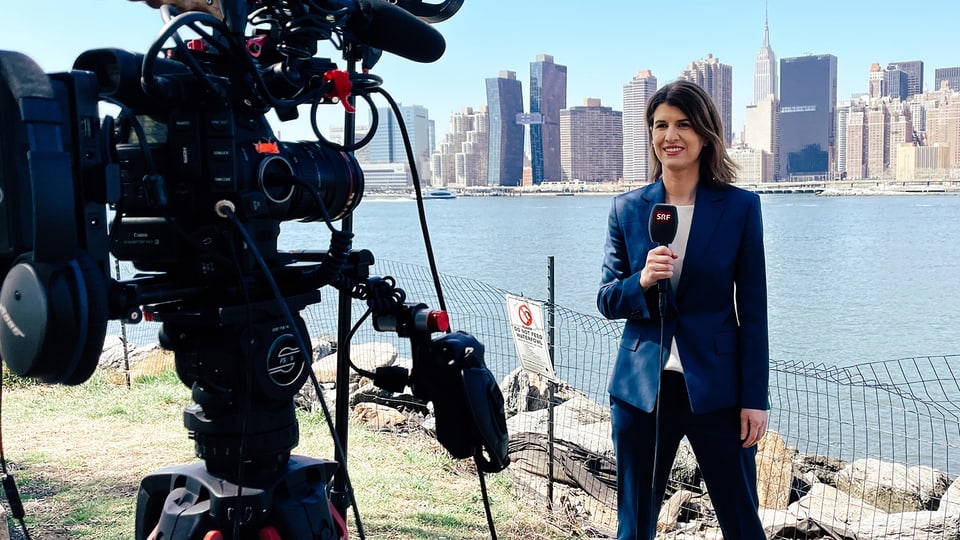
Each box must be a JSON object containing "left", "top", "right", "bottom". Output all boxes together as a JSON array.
[
  {"left": 279, "top": 192, "right": 960, "bottom": 367},
  {"left": 107, "top": 190, "right": 960, "bottom": 473}
]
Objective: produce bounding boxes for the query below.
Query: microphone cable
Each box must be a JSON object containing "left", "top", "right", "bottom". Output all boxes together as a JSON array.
[{"left": 648, "top": 276, "right": 668, "bottom": 536}]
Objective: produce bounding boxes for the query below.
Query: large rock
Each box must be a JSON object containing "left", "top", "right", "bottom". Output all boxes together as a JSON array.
[
  {"left": 791, "top": 482, "right": 883, "bottom": 531},
  {"left": 756, "top": 431, "right": 795, "bottom": 509},
  {"left": 658, "top": 489, "right": 696, "bottom": 532},
  {"left": 294, "top": 381, "right": 340, "bottom": 413},
  {"left": 0, "top": 507, "right": 9, "bottom": 540},
  {"left": 311, "top": 342, "right": 398, "bottom": 384},
  {"left": 506, "top": 395, "right": 613, "bottom": 455},
  {"left": 670, "top": 442, "right": 701, "bottom": 494},
  {"left": 795, "top": 453, "right": 847, "bottom": 486},
  {"left": 353, "top": 402, "right": 406, "bottom": 430},
  {"left": 499, "top": 367, "right": 586, "bottom": 417},
  {"left": 852, "top": 509, "right": 960, "bottom": 540},
  {"left": 98, "top": 335, "right": 132, "bottom": 370},
  {"left": 835, "top": 458, "right": 951, "bottom": 513},
  {"left": 311, "top": 334, "right": 336, "bottom": 362},
  {"left": 939, "top": 474, "right": 960, "bottom": 518}
]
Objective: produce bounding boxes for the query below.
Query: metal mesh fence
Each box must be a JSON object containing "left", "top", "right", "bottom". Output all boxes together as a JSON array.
[{"left": 113, "top": 259, "right": 960, "bottom": 538}]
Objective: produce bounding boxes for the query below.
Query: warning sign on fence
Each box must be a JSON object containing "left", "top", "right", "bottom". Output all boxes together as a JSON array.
[{"left": 505, "top": 294, "right": 556, "bottom": 380}]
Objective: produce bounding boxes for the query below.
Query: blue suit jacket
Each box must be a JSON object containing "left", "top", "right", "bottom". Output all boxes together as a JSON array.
[{"left": 597, "top": 180, "right": 769, "bottom": 414}]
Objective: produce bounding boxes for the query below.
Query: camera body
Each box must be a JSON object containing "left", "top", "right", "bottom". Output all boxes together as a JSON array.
[
  {"left": 0, "top": 5, "right": 370, "bottom": 384},
  {"left": 98, "top": 50, "right": 364, "bottom": 275}
]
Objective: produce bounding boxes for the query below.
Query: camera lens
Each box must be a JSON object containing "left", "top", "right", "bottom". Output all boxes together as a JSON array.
[
  {"left": 258, "top": 155, "right": 295, "bottom": 205},
  {"left": 280, "top": 141, "right": 364, "bottom": 222}
]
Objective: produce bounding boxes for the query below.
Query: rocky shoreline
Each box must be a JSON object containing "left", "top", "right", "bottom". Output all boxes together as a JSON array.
[
  {"left": 101, "top": 339, "right": 960, "bottom": 539},
  {"left": 499, "top": 368, "right": 960, "bottom": 539}
]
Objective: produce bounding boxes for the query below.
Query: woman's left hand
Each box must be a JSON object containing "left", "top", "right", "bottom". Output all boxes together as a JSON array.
[{"left": 740, "top": 408, "right": 768, "bottom": 448}]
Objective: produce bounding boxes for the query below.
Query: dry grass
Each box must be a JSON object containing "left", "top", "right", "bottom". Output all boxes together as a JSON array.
[{"left": 0, "top": 367, "right": 578, "bottom": 539}]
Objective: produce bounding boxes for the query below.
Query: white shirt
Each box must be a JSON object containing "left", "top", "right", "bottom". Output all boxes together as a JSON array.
[{"left": 664, "top": 204, "right": 695, "bottom": 373}]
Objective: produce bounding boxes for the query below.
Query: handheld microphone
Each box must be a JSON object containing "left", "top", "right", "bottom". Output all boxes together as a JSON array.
[
  {"left": 648, "top": 203, "right": 678, "bottom": 304},
  {"left": 648, "top": 203, "right": 678, "bottom": 246},
  {"left": 344, "top": 0, "right": 447, "bottom": 63}
]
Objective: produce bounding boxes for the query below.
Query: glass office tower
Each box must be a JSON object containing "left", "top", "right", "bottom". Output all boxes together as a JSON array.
[
  {"left": 485, "top": 71, "right": 525, "bottom": 187},
  {"left": 934, "top": 67, "right": 960, "bottom": 91},
  {"left": 778, "top": 54, "right": 837, "bottom": 181},
  {"left": 529, "top": 54, "right": 567, "bottom": 185}
]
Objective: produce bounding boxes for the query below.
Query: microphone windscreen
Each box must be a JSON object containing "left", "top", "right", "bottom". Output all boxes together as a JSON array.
[
  {"left": 348, "top": 0, "right": 447, "bottom": 63},
  {"left": 648, "top": 204, "right": 679, "bottom": 245}
]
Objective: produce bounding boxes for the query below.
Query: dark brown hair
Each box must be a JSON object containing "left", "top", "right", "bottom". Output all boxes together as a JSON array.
[{"left": 645, "top": 80, "right": 738, "bottom": 185}]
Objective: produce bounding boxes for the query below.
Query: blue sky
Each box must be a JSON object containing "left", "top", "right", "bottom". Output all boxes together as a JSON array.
[{"left": 4, "top": 0, "right": 960, "bottom": 141}]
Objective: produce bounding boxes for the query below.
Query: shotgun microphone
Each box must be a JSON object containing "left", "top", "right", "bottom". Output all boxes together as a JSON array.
[{"left": 344, "top": 0, "right": 447, "bottom": 62}]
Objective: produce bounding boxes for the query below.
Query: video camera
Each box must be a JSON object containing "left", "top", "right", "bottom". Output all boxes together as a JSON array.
[
  {"left": 0, "top": 0, "right": 455, "bottom": 384},
  {"left": 0, "top": 1, "right": 508, "bottom": 538}
]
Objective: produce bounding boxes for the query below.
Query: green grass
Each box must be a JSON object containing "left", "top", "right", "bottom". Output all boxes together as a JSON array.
[{"left": 1, "top": 367, "right": 576, "bottom": 539}]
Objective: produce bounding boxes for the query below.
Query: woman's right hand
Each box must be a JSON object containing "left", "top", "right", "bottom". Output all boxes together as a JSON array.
[{"left": 639, "top": 245, "right": 677, "bottom": 290}]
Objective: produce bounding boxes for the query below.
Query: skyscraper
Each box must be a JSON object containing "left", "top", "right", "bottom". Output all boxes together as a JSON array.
[
  {"left": 753, "top": 8, "right": 777, "bottom": 104},
  {"left": 743, "top": 97, "right": 777, "bottom": 182},
  {"left": 679, "top": 54, "right": 733, "bottom": 145},
  {"left": 622, "top": 70, "right": 658, "bottom": 183},
  {"left": 885, "top": 66, "right": 910, "bottom": 101},
  {"left": 888, "top": 103, "right": 914, "bottom": 175},
  {"left": 845, "top": 100, "right": 914, "bottom": 179},
  {"left": 934, "top": 67, "right": 960, "bottom": 91},
  {"left": 888, "top": 61, "right": 924, "bottom": 98},
  {"left": 367, "top": 103, "right": 432, "bottom": 177},
  {"left": 846, "top": 108, "right": 866, "bottom": 179},
  {"left": 925, "top": 96, "right": 960, "bottom": 169},
  {"left": 747, "top": 9, "right": 778, "bottom": 181},
  {"left": 529, "top": 54, "right": 567, "bottom": 185},
  {"left": 865, "top": 104, "right": 889, "bottom": 178},
  {"left": 485, "top": 71, "right": 525, "bottom": 187},
  {"left": 430, "top": 107, "right": 488, "bottom": 187},
  {"left": 835, "top": 100, "right": 851, "bottom": 179},
  {"left": 868, "top": 63, "right": 885, "bottom": 98},
  {"left": 778, "top": 54, "right": 837, "bottom": 181},
  {"left": 559, "top": 99, "right": 623, "bottom": 183}
]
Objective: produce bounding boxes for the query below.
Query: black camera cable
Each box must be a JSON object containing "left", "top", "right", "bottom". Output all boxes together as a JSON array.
[
  {"left": 143, "top": 9, "right": 235, "bottom": 102},
  {"left": 369, "top": 87, "right": 447, "bottom": 314},
  {"left": 368, "top": 86, "right": 508, "bottom": 540},
  {"left": 311, "top": 75, "right": 381, "bottom": 153}
]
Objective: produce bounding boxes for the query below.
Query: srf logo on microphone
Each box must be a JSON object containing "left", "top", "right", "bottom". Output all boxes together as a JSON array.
[{"left": 655, "top": 212, "right": 673, "bottom": 224}]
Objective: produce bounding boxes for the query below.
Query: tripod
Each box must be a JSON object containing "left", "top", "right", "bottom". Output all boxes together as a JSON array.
[{"left": 133, "top": 292, "right": 343, "bottom": 539}]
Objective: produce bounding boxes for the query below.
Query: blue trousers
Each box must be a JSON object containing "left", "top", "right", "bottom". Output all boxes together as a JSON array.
[{"left": 610, "top": 371, "right": 765, "bottom": 540}]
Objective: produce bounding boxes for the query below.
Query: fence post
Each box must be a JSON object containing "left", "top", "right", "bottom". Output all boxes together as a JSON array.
[
  {"left": 114, "top": 257, "right": 132, "bottom": 389},
  {"left": 546, "top": 256, "right": 556, "bottom": 510}
]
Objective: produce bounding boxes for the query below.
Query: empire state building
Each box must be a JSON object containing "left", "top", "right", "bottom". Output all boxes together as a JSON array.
[{"left": 754, "top": 9, "right": 777, "bottom": 104}]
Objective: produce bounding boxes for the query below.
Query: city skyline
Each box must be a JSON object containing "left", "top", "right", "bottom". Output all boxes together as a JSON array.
[{"left": 5, "top": 1, "right": 960, "bottom": 143}]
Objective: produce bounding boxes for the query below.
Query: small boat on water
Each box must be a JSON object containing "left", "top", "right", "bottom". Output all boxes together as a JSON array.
[{"left": 413, "top": 189, "right": 457, "bottom": 200}]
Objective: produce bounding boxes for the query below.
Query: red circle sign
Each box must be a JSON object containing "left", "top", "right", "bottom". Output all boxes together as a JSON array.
[{"left": 517, "top": 304, "right": 533, "bottom": 327}]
